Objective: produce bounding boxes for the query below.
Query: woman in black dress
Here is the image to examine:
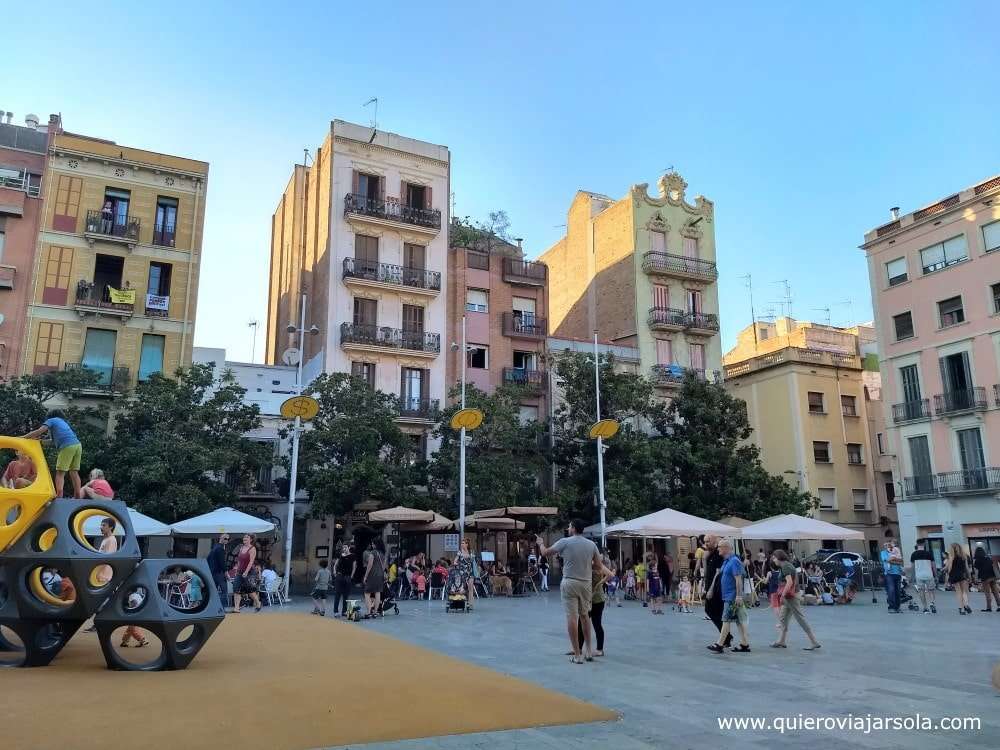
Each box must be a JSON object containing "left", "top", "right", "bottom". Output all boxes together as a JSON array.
[
  {"left": 946, "top": 543, "right": 971, "bottom": 614},
  {"left": 972, "top": 546, "right": 999, "bottom": 612}
]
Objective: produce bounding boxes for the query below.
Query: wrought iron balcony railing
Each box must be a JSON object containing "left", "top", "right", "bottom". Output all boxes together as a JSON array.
[
  {"left": 994, "top": 384, "right": 1000, "bottom": 407},
  {"left": 344, "top": 193, "right": 441, "bottom": 230},
  {"left": 684, "top": 311, "right": 720, "bottom": 331},
  {"left": 340, "top": 322, "right": 441, "bottom": 353},
  {"left": 936, "top": 468, "right": 1000, "bottom": 495},
  {"left": 75, "top": 282, "right": 134, "bottom": 316},
  {"left": 641, "top": 252, "right": 718, "bottom": 280},
  {"left": 892, "top": 399, "right": 931, "bottom": 423},
  {"left": 342, "top": 257, "right": 441, "bottom": 291},
  {"left": 64, "top": 362, "right": 130, "bottom": 392},
  {"left": 933, "top": 387, "right": 987, "bottom": 415},
  {"left": 501, "top": 311, "right": 546, "bottom": 338},
  {"left": 84, "top": 209, "right": 141, "bottom": 243},
  {"left": 397, "top": 396, "right": 440, "bottom": 419},
  {"left": 503, "top": 367, "right": 546, "bottom": 389},
  {"left": 650, "top": 364, "right": 705, "bottom": 387},
  {"left": 502, "top": 258, "right": 546, "bottom": 285},
  {"left": 647, "top": 307, "right": 686, "bottom": 328},
  {"left": 903, "top": 475, "right": 937, "bottom": 498}
]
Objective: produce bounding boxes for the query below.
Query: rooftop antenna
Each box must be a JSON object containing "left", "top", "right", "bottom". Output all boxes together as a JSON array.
[
  {"left": 773, "top": 279, "right": 793, "bottom": 318},
  {"left": 363, "top": 97, "right": 378, "bottom": 137},
  {"left": 812, "top": 307, "right": 832, "bottom": 326},
  {"left": 759, "top": 306, "right": 777, "bottom": 323},
  {"left": 836, "top": 298, "right": 854, "bottom": 327},
  {"left": 248, "top": 320, "right": 259, "bottom": 363},
  {"left": 739, "top": 274, "right": 758, "bottom": 350}
]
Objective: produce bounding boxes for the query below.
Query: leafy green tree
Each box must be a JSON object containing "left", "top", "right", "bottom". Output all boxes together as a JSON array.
[
  {"left": 97, "top": 364, "right": 267, "bottom": 522},
  {"left": 295, "top": 373, "right": 422, "bottom": 518},
  {"left": 429, "top": 383, "right": 548, "bottom": 514},
  {"left": 659, "top": 374, "right": 816, "bottom": 520}
]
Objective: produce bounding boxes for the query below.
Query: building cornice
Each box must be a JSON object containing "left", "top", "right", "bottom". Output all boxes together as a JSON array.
[
  {"left": 334, "top": 135, "right": 449, "bottom": 169},
  {"left": 50, "top": 146, "right": 207, "bottom": 182}
]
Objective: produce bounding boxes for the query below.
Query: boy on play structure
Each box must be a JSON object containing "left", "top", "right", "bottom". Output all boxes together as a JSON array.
[{"left": 21, "top": 410, "right": 83, "bottom": 499}]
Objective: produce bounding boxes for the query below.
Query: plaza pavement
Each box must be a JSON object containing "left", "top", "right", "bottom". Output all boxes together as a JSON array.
[{"left": 268, "top": 588, "right": 999, "bottom": 750}]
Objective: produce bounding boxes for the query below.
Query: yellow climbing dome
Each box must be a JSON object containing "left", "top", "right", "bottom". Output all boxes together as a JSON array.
[{"left": 0, "top": 436, "right": 56, "bottom": 552}]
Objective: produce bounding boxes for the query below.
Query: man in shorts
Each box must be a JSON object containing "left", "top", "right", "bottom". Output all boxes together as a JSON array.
[
  {"left": 21, "top": 409, "right": 82, "bottom": 499},
  {"left": 537, "top": 519, "right": 602, "bottom": 664},
  {"left": 708, "top": 539, "right": 751, "bottom": 653},
  {"left": 910, "top": 540, "right": 937, "bottom": 614}
]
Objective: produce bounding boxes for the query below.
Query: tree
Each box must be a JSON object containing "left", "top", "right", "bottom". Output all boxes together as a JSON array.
[
  {"left": 550, "top": 351, "right": 668, "bottom": 523},
  {"left": 98, "top": 364, "right": 267, "bottom": 523},
  {"left": 428, "top": 383, "right": 548, "bottom": 514},
  {"left": 659, "top": 374, "right": 816, "bottom": 520},
  {"left": 295, "top": 373, "right": 422, "bottom": 518},
  {"left": 449, "top": 209, "right": 512, "bottom": 252}
]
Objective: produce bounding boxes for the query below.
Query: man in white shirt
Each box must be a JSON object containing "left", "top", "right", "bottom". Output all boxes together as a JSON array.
[{"left": 261, "top": 564, "right": 279, "bottom": 592}]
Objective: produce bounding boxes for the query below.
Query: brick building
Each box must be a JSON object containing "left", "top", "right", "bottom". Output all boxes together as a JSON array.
[{"left": 446, "top": 235, "right": 548, "bottom": 422}]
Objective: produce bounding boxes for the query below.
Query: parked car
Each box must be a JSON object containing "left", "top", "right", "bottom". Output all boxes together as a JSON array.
[{"left": 804, "top": 550, "right": 881, "bottom": 587}]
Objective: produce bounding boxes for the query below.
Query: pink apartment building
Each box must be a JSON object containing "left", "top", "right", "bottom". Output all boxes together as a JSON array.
[{"left": 862, "top": 174, "right": 1000, "bottom": 564}]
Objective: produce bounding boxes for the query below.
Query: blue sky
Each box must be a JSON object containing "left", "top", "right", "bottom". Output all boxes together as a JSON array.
[{"left": 6, "top": 1, "right": 999, "bottom": 361}]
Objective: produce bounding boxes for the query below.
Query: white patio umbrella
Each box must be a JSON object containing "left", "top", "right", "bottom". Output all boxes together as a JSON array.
[
  {"left": 605, "top": 507, "right": 741, "bottom": 538},
  {"left": 82, "top": 507, "right": 171, "bottom": 537},
  {"left": 739, "top": 514, "right": 864, "bottom": 541},
  {"left": 170, "top": 507, "right": 275, "bottom": 536}
]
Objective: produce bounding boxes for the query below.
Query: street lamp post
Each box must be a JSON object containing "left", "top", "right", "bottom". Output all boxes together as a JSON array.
[
  {"left": 283, "top": 292, "right": 319, "bottom": 595},
  {"left": 594, "top": 332, "right": 607, "bottom": 549},
  {"left": 459, "top": 315, "right": 467, "bottom": 537}
]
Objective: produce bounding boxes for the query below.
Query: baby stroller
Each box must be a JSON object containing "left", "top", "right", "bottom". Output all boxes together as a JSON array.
[
  {"left": 445, "top": 566, "right": 470, "bottom": 613},
  {"left": 380, "top": 581, "right": 400, "bottom": 616}
]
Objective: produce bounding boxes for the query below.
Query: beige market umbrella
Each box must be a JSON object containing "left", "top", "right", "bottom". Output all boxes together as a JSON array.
[
  {"left": 398, "top": 512, "right": 455, "bottom": 534},
  {"left": 473, "top": 506, "right": 557, "bottom": 519},
  {"left": 367, "top": 506, "right": 435, "bottom": 524},
  {"left": 464, "top": 516, "right": 526, "bottom": 530}
]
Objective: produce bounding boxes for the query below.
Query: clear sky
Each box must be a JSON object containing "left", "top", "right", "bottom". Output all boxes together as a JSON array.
[{"left": 6, "top": 1, "right": 999, "bottom": 361}]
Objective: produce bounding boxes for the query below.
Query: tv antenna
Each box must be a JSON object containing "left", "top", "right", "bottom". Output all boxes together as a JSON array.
[
  {"left": 248, "top": 320, "right": 259, "bottom": 363},
  {"left": 836, "top": 298, "right": 854, "bottom": 327},
  {"left": 363, "top": 97, "right": 378, "bottom": 131},
  {"left": 739, "top": 274, "right": 759, "bottom": 349},
  {"left": 773, "top": 279, "right": 793, "bottom": 318},
  {"left": 812, "top": 307, "right": 832, "bottom": 326}
]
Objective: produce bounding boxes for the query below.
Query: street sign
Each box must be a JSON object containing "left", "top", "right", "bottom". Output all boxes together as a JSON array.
[
  {"left": 443, "top": 533, "right": 459, "bottom": 552},
  {"left": 589, "top": 418, "right": 620, "bottom": 440},
  {"left": 450, "top": 407, "right": 484, "bottom": 431},
  {"left": 280, "top": 395, "right": 320, "bottom": 421},
  {"left": 281, "top": 347, "right": 301, "bottom": 366}
]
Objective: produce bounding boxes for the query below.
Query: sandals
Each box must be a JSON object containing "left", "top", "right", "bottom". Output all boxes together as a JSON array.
[
  {"left": 569, "top": 655, "right": 584, "bottom": 664},
  {"left": 803, "top": 644, "right": 821, "bottom": 651},
  {"left": 119, "top": 638, "right": 149, "bottom": 648},
  {"left": 706, "top": 643, "right": 725, "bottom": 653},
  {"left": 732, "top": 644, "right": 752, "bottom": 653},
  {"left": 119, "top": 641, "right": 130, "bottom": 648},
  {"left": 769, "top": 643, "right": 787, "bottom": 648}
]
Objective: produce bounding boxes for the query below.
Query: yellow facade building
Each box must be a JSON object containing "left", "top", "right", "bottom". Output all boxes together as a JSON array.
[
  {"left": 21, "top": 130, "right": 207, "bottom": 392},
  {"left": 723, "top": 318, "right": 897, "bottom": 556}
]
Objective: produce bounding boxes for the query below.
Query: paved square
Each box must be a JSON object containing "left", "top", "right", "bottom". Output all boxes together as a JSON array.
[{"left": 276, "top": 589, "right": 1000, "bottom": 750}]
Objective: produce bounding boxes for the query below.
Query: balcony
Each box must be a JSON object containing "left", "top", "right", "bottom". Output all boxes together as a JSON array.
[
  {"left": 397, "top": 396, "right": 440, "bottom": 422},
  {"left": 225, "top": 467, "right": 278, "bottom": 497},
  {"left": 74, "top": 282, "right": 134, "bottom": 319},
  {"left": 903, "top": 475, "right": 937, "bottom": 499},
  {"left": 641, "top": 252, "right": 718, "bottom": 282},
  {"left": 892, "top": 399, "right": 931, "bottom": 423},
  {"left": 647, "top": 307, "right": 686, "bottom": 331},
  {"left": 994, "top": 384, "right": 1000, "bottom": 407},
  {"left": 503, "top": 368, "right": 546, "bottom": 391},
  {"left": 723, "top": 347, "right": 861, "bottom": 379},
  {"left": 0, "top": 264, "right": 14, "bottom": 290},
  {"left": 501, "top": 312, "right": 546, "bottom": 339},
  {"left": 684, "top": 311, "right": 720, "bottom": 335},
  {"left": 83, "top": 209, "right": 141, "bottom": 249},
  {"left": 340, "top": 322, "right": 440, "bottom": 358},
  {"left": 933, "top": 387, "right": 987, "bottom": 415},
  {"left": 64, "top": 363, "right": 130, "bottom": 395},
  {"left": 342, "top": 257, "right": 441, "bottom": 296},
  {"left": 502, "top": 258, "right": 546, "bottom": 286},
  {"left": 650, "top": 364, "right": 705, "bottom": 388},
  {"left": 343, "top": 193, "right": 441, "bottom": 233},
  {"left": 937, "top": 468, "right": 1000, "bottom": 495}
]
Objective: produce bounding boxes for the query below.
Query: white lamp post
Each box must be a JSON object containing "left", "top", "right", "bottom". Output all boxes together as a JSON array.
[{"left": 594, "top": 332, "right": 607, "bottom": 549}]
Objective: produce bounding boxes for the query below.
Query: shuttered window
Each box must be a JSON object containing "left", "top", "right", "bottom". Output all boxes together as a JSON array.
[
  {"left": 33, "top": 322, "right": 64, "bottom": 372},
  {"left": 53, "top": 175, "right": 82, "bottom": 230},
  {"left": 42, "top": 246, "right": 73, "bottom": 304},
  {"left": 652, "top": 284, "right": 669, "bottom": 309}
]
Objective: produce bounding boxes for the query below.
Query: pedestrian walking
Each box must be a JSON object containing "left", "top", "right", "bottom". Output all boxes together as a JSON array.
[
  {"left": 881, "top": 540, "right": 904, "bottom": 613},
  {"left": 973, "top": 545, "right": 999, "bottom": 612},
  {"left": 575, "top": 561, "right": 613, "bottom": 657},
  {"left": 909, "top": 541, "right": 937, "bottom": 614},
  {"left": 232, "top": 534, "right": 261, "bottom": 613},
  {"left": 333, "top": 545, "right": 357, "bottom": 617},
  {"left": 946, "top": 543, "right": 972, "bottom": 614},
  {"left": 536, "top": 519, "right": 602, "bottom": 664},
  {"left": 707, "top": 539, "right": 750, "bottom": 653},
  {"left": 311, "top": 559, "right": 332, "bottom": 616},
  {"left": 769, "top": 549, "right": 820, "bottom": 651},
  {"left": 702, "top": 535, "right": 732, "bottom": 647},
  {"left": 362, "top": 540, "right": 386, "bottom": 618},
  {"left": 646, "top": 553, "right": 664, "bottom": 614},
  {"left": 207, "top": 533, "right": 230, "bottom": 610}
]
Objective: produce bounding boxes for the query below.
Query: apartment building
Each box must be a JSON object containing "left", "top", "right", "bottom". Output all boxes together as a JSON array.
[
  {"left": 20, "top": 126, "right": 207, "bottom": 393},
  {"left": 539, "top": 171, "right": 721, "bottom": 399},
  {"left": 861, "top": 175, "right": 1000, "bottom": 562},
  {"left": 446, "top": 235, "right": 548, "bottom": 422},
  {"left": 0, "top": 113, "right": 54, "bottom": 378},
  {"left": 723, "top": 318, "right": 896, "bottom": 556}
]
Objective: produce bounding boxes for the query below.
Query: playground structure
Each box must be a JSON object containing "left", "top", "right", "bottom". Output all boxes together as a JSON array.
[{"left": 0, "top": 436, "right": 224, "bottom": 670}]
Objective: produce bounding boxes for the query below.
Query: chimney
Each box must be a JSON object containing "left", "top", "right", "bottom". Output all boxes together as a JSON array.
[
  {"left": 890, "top": 207, "right": 900, "bottom": 220},
  {"left": 514, "top": 237, "right": 524, "bottom": 257},
  {"left": 25, "top": 113, "right": 40, "bottom": 129},
  {"left": 4, "top": 112, "right": 12, "bottom": 125}
]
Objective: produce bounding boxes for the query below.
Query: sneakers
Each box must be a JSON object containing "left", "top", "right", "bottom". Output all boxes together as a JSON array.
[
  {"left": 922, "top": 609, "right": 930, "bottom": 614},
  {"left": 930, "top": 604, "right": 937, "bottom": 613},
  {"left": 964, "top": 606, "right": 973, "bottom": 614}
]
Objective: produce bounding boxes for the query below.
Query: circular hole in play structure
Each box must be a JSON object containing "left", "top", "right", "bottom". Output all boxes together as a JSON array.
[
  {"left": 175, "top": 624, "right": 204, "bottom": 654},
  {"left": 0, "top": 625, "right": 26, "bottom": 667},
  {"left": 124, "top": 585, "right": 149, "bottom": 614},
  {"left": 109, "top": 626, "right": 163, "bottom": 669},
  {"left": 26, "top": 566, "right": 77, "bottom": 609},
  {"left": 34, "top": 622, "right": 69, "bottom": 653},
  {"left": 158, "top": 565, "right": 210, "bottom": 614},
  {"left": 69, "top": 508, "right": 125, "bottom": 552},
  {"left": 2, "top": 503, "right": 22, "bottom": 527},
  {"left": 31, "top": 525, "right": 59, "bottom": 553},
  {"left": 0, "top": 579, "right": 9, "bottom": 609},
  {"left": 87, "top": 562, "right": 120, "bottom": 594}
]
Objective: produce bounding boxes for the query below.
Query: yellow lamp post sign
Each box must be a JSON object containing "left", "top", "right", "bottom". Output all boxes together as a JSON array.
[
  {"left": 450, "top": 408, "right": 484, "bottom": 431},
  {"left": 280, "top": 396, "right": 320, "bottom": 422},
  {"left": 588, "top": 418, "right": 620, "bottom": 440}
]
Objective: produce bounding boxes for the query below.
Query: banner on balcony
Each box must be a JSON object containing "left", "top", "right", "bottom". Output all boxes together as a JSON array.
[
  {"left": 107, "top": 287, "right": 136, "bottom": 304},
  {"left": 146, "top": 293, "right": 169, "bottom": 311}
]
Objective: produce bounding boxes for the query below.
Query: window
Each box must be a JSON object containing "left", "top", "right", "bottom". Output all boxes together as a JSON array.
[
  {"left": 103, "top": 187, "right": 131, "bottom": 230},
  {"left": 759, "top": 328, "right": 769, "bottom": 340},
  {"left": 655, "top": 338, "right": 672, "bottom": 365},
  {"left": 682, "top": 236, "right": 699, "bottom": 259},
  {"left": 886, "top": 257, "right": 908, "bottom": 286},
  {"left": 404, "top": 183, "right": 427, "bottom": 210},
  {"left": 937, "top": 296, "right": 965, "bottom": 327},
  {"left": 841, "top": 394, "right": 857, "bottom": 416},
  {"left": 153, "top": 196, "right": 178, "bottom": 246},
  {"left": 852, "top": 489, "right": 870, "bottom": 511},
  {"left": 900, "top": 364, "right": 921, "bottom": 403},
  {"left": 652, "top": 284, "right": 670, "bottom": 309},
  {"left": 813, "top": 441, "right": 831, "bottom": 462},
  {"left": 353, "top": 297, "right": 376, "bottom": 326},
  {"left": 512, "top": 350, "right": 536, "bottom": 370},
  {"left": 403, "top": 243, "right": 425, "bottom": 271},
  {"left": 52, "top": 175, "right": 81, "bottom": 230},
  {"left": 956, "top": 428, "right": 985, "bottom": 474},
  {"left": 939, "top": 351, "right": 972, "bottom": 395},
  {"left": 920, "top": 235, "right": 968, "bottom": 274},
  {"left": 847, "top": 443, "right": 864, "bottom": 465},
  {"left": 884, "top": 474, "right": 896, "bottom": 504},
  {"left": 81, "top": 328, "right": 118, "bottom": 385},
  {"left": 467, "top": 345, "right": 488, "bottom": 369},
  {"left": 33, "top": 322, "right": 64, "bottom": 373},
  {"left": 512, "top": 296, "right": 536, "bottom": 318},
  {"left": 650, "top": 230, "right": 666, "bottom": 254},
  {"left": 42, "top": 246, "right": 73, "bottom": 305},
  {"left": 817, "top": 488, "right": 837, "bottom": 510},
  {"left": 402, "top": 304, "right": 424, "bottom": 332},
  {"left": 877, "top": 433, "right": 885, "bottom": 454},
  {"left": 893, "top": 311, "right": 914, "bottom": 340},
  {"left": 400, "top": 367, "right": 428, "bottom": 410},
  {"left": 0, "top": 227, "right": 4, "bottom": 263},
  {"left": 686, "top": 289, "right": 702, "bottom": 314},
  {"left": 138, "top": 334, "right": 165, "bottom": 381},
  {"left": 351, "top": 361, "right": 375, "bottom": 388},
  {"left": 354, "top": 234, "right": 378, "bottom": 262},
  {"left": 466, "top": 289, "right": 488, "bottom": 313},
  {"left": 405, "top": 433, "right": 427, "bottom": 464},
  {"left": 355, "top": 172, "right": 381, "bottom": 201},
  {"left": 808, "top": 391, "right": 825, "bottom": 413},
  {"left": 518, "top": 405, "right": 539, "bottom": 425},
  {"left": 991, "top": 282, "right": 1000, "bottom": 315},
  {"left": 984, "top": 221, "right": 1000, "bottom": 254},
  {"left": 467, "top": 251, "right": 489, "bottom": 270},
  {"left": 146, "top": 262, "right": 172, "bottom": 316},
  {"left": 689, "top": 343, "right": 705, "bottom": 372}
]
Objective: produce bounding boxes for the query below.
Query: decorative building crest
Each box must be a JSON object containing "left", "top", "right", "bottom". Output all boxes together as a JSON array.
[
  {"left": 658, "top": 171, "right": 687, "bottom": 202},
  {"left": 646, "top": 212, "right": 670, "bottom": 235},
  {"left": 679, "top": 221, "right": 703, "bottom": 239}
]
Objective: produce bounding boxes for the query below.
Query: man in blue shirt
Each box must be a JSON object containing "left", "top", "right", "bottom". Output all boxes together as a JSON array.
[
  {"left": 707, "top": 539, "right": 751, "bottom": 653},
  {"left": 21, "top": 410, "right": 83, "bottom": 499},
  {"left": 881, "top": 540, "right": 904, "bottom": 613}
]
